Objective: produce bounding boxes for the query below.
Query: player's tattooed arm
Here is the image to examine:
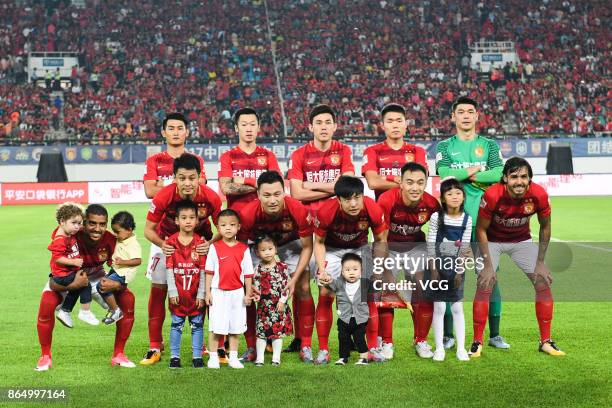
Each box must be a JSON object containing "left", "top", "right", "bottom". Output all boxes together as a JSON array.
[
  {"left": 219, "top": 176, "right": 256, "bottom": 196},
  {"left": 537, "top": 215, "right": 551, "bottom": 263}
]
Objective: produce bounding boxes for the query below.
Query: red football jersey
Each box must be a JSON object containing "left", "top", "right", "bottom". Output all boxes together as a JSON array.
[
  {"left": 76, "top": 230, "right": 116, "bottom": 278},
  {"left": 237, "top": 196, "right": 313, "bottom": 246},
  {"left": 287, "top": 140, "right": 355, "bottom": 210},
  {"left": 143, "top": 151, "right": 206, "bottom": 185},
  {"left": 218, "top": 146, "right": 282, "bottom": 211},
  {"left": 166, "top": 233, "right": 206, "bottom": 316},
  {"left": 478, "top": 182, "right": 551, "bottom": 243},
  {"left": 48, "top": 228, "right": 81, "bottom": 277},
  {"left": 314, "top": 196, "right": 387, "bottom": 248},
  {"left": 362, "top": 141, "right": 429, "bottom": 199},
  {"left": 205, "top": 240, "right": 254, "bottom": 290},
  {"left": 147, "top": 184, "right": 222, "bottom": 240},
  {"left": 377, "top": 188, "right": 440, "bottom": 242}
]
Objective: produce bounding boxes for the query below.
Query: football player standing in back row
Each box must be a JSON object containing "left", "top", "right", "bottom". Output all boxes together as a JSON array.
[{"left": 435, "top": 97, "right": 507, "bottom": 350}]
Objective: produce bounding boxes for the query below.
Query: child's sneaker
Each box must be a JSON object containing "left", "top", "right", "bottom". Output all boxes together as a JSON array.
[
  {"left": 207, "top": 355, "right": 220, "bottom": 369},
  {"left": 169, "top": 357, "right": 181, "bottom": 369},
  {"left": 239, "top": 347, "right": 256, "bottom": 362},
  {"left": 432, "top": 348, "right": 445, "bottom": 362},
  {"left": 56, "top": 310, "right": 73, "bottom": 328},
  {"left": 35, "top": 355, "right": 52, "bottom": 371},
  {"left": 228, "top": 358, "right": 244, "bottom": 369},
  {"left": 334, "top": 358, "right": 347, "bottom": 366},
  {"left": 254, "top": 362, "right": 264, "bottom": 367},
  {"left": 271, "top": 361, "right": 280, "bottom": 367},
  {"left": 368, "top": 348, "right": 386, "bottom": 363},
  {"left": 78, "top": 310, "right": 100, "bottom": 326},
  {"left": 415, "top": 341, "right": 434, "bottom": 358},
  {"left": 355, "top": 358, "right": 369, "bottom": 365},
  {"left": 315, "top": 349, "right": 330, "bottom": 365},
  {"left": 102, "top": 308, "right": 123, "bottom": 325},
  {"left": 111, "top": 353, "right": 135, "bottom": 368},
  {"left": 192, "top": 358, "right": 204, "bottom": 368},
  {"left": 456, "top": 348, "right": 470, "bottom": 361},
  {"left": 300, "top": 346, "right": 314, "bottom": 364},
  {"left": 381, "top": 342, "right": 394, "bottom": 360},
  {"left": 443, "top": 336, "right": 455, "bottom": 349}
]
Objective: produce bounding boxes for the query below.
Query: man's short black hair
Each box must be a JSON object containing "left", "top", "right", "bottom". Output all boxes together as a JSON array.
[
  {"left": 173, "top": 153, "right": 201, "bottom": 175},
  {"left": 85, "top": 204, "right": 108, "bottom": 218},
  {"left": 257, "top": 170, "right": 284, "bottom": 189},
  {"left": 334, "top": 175, "right": 364, "bottom": 199},
  {"left": 341, "top": 252, "right": 362, "bottom": 266},
  {"left": 175, "top": 199, "right": 198, "bottom": 216},
  {"left": 502, "top": 156, "right": 533, "bottom": 183},
  {"left": 381, "top": 103, "right": 406, "bottom": 120},
  {"left": 451, "top": 97, "right": 478, "bottom": 113},
  {"left": 233, "top": 107, "right": 260, "bottom": 126},
  {"left": 218, "top": 208, "right": 240, "bottom": 222},
  {"left": 309, "top": 104, "right": 336, "bottom": 124},
  {"left": 163, "top": 112, "right": 188, "bottom": 130},
  {"left": 401, "top": 162, "right": 428, "bottom": 177}
]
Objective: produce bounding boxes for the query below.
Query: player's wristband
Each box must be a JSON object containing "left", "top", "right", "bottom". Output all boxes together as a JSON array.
[
  {"left": 244, "top": 178, "right": 257, "bottom": 187},
  {"left": 386, "top": 175, "right": 396, "bottom": 183}
]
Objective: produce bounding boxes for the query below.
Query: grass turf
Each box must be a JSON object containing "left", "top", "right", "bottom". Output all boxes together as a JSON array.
[{"left": 0, "top": 197, "right": 611, "bottom": 408}]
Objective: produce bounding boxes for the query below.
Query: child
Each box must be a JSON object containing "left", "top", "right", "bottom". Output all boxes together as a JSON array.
[
  {"left": 97, "top": 211, "right": 141, "bottom": 325},
  {"left": 48, "top": 202, "right": 90, "bottom": 328},
  {"left": 320, "top": 253, "right": 369, "bottom": 366},
  {"left": 252, "top": 235, "right": 293, "bottom": 367},
  {"left": 205, "top": 209, "right": 254, "bottom": 369},
  {"left": 427, "top": 178, "right": 472, "bottom": 361},
  {"left": 165, "top": 200, "right": 207, "bottom": 369}
]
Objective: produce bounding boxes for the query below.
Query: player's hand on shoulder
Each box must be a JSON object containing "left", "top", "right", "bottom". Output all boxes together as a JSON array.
[
  {"left": 169, "top": 296, "right": 179, "bottom": 306},
  {"left": 161, "top": 240, "right": 175, "bottom": 256},
  {"left": 196, "top": 240, "right": 210, "bottom": 256}
]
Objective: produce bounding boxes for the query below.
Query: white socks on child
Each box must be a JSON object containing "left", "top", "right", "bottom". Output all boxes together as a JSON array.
[
  {"left": 433, "top": 301, "right": 467, "bottom": 361},
  {"left": 256, "top": 338, "right": 283, "bottom": 364}
]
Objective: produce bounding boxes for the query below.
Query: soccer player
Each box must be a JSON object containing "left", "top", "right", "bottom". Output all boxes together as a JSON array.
[
  {"left": 470, "top": 157, "right": 565, "bottom": 357},
  {"left": 238, "top": 171, "right": 314, "bottom": 361},
  {"left": 36, "top": 204, "right": 136, "bottom": 371},
  {"left": 219, "top": 107, "right": 282, "bottom": 212},
  {"left": 435, "top": 96, "right": 508, "bottom": 350},
  {"left": 287, "top": 104, "right": 355, "bottom": 352},
  {"left": 140, "top": 153, "right": 221, "bottom": 365},
  {"left": 362, "top": 103, "right": 428, "bottom": 200},
  {"left": 377, "top": 162, "right": 441, "bottom": 359},
  {"left": 313, "top": 176, "right": 388, "bottom": 364},
  {"left": 143, "top": 112, "right": 206, "bottom": 199}
]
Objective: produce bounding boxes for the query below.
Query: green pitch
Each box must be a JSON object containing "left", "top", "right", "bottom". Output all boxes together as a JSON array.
[{"left": 1, "top": 197, "right": 611, "bottom": 408}]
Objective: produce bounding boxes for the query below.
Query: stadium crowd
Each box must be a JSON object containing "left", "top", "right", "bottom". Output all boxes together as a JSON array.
[{"left": 0, "top": 0, "right": 610, "bottom": 144}]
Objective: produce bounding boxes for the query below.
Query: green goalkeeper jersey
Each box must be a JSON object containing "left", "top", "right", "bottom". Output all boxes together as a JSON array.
[{"left": 435, "top": 134, "right": 504, "bottom": 231}]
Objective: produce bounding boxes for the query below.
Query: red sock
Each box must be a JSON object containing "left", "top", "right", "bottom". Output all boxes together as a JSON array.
[
  {"left": 366, "top": 302, "right": 379, "bottom": 349},
  {"left": 37, "top": 291, "right": 62, "bottom": 356},
  {"left": 217, "top": 336, "right": 225, "bottom": 349},
  {"left": 148, "top": 286, "right": 167, "bottom": 350},
  {"left": 473, "top": 288, "right": 492, "bottom": 343},
  {"left": 410, "top": 301, "right": 420, "bottom": 342},
  {"left": 315, "top": 295, "right": 334, "bottom": 351},
  {"left": 416, "top": 301, "right": 433, "bottom": 343},
  {"left": 379, "top": 307, "right": 394, "bottom": 344},
  {"left": 299, "top": 297, "right": 315, "bottom": 348},
  {"left": 245, "top": 304, "right": 256, "bottom": 349},
  {"left": 114, "top": 289, "right": 135, "bottom": 357},
  {"left": 292, "top": 293, "right": 301, "bottom": 340},
  {"left": 535, "top": 286, "right": 554, "bottom": 343}
]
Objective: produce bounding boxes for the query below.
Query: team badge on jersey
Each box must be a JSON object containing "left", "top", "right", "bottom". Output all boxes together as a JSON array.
[
  {"left": 330, "top": 153, "right": 340, "bottom": 165},
  {"left": 358, "top": 220, "right": 369, "bottom": 231},
  {"left": 418, "top": 210, "right": 429, "bottom": 223},
  {"left": 98, "top": 248, "right": 108, "bottom": 262},
  {"left": 198, "top": 206, "right": 208, "bottom": 218},
  {"left": 281, "top": 218, "right": 294, "bottom": 231},
  {"left": 522, "top": 202, "right": 534, "bottom": 214},
  {"left": 191, "top": 251, "right": 199, "bottom": 262},
  {"left": 475, "top": 146, "right": 484, "bottom": 157},
  {"left": 405, "top": 152, "right": 415, "bottom": 162},
  {"left": 257, "top": 155, "right": 268, "bottom": 166}
]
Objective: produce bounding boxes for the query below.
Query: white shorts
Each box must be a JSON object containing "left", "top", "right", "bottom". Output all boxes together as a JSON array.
[
  {"left": 476, "top": 240, "right": 538, "bottom": 275},
  {"left": 146, "top": 244, "right": 167, "bottom": 284},
  {"left": 311, "top": 246, "right": 368, "bottom": 283},
  {"left": 208, "top": 288, "right": 247, "bottom": 335}
]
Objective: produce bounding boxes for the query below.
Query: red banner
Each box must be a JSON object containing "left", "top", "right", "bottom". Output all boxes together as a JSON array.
[{"left": 1, "top": 182, "right": 89, "bottom": 205}]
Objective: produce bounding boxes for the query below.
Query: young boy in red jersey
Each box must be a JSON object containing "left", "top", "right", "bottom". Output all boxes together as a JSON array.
[
  {"left": 166, "top": 200, "right": 207, "bottom": 369},
  {"left": 470, "top": 157, "right": 565, "bottom": 357},
  {"left": 205, "top": 209, "right": 254, "bottom": 369},
  {"left": 48, "top": 202, "right": 88, "bottom": 329}
]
